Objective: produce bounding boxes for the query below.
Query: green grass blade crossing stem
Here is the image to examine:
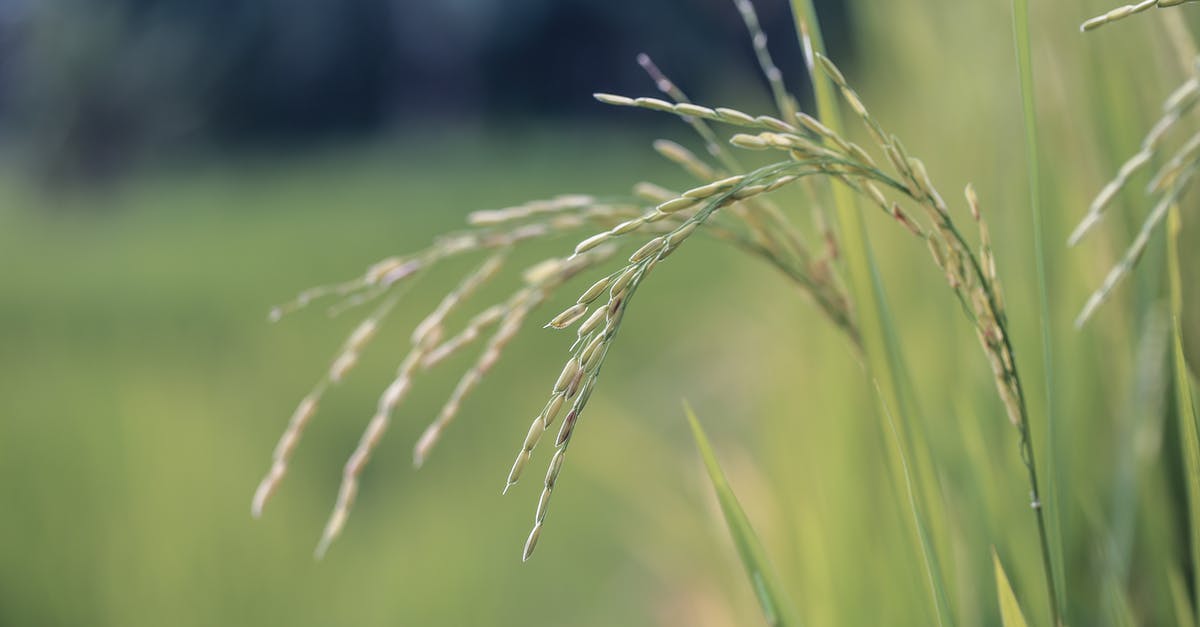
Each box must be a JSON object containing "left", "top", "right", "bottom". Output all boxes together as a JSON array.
[
  {"left": 993, "top": 549, "right": 1032, "bottom": 627},
  {"left": 787, "top": 2, "right": 953, "bottom": 624},
  {"left": 1167, "top": 205, "right": 1200, "bottom": 615},
  {"left": 1009, "top": 0, "right": 1067, "bottom": 623},
  {"left": 684, "top": 403, "right": 797, "bottom": 627}
]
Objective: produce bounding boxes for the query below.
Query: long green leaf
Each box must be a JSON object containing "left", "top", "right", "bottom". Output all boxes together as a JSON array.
[
  {"left": 1174, "top": 323, "right": 1200, "bottom": 614},
  {"left": 787, "top": 3, "right": 953, "bottom": 625},
  {"left": 993, "top": 549, "right": 1031, "bottom": 627},
  {"left": 1009, "top": 1, "right": 1067, "bottom": 623},
  {"left": 1167, "top": 204, "right": 1200, "bottom": 614},
  {"left": 1169, "top": 565, "right": 1197, "bottom": 627},
  {"left": 684, "top": 403, "right": 795, "bottom": 627}
]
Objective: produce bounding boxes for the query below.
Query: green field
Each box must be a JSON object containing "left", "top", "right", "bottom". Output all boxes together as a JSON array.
[{"left": 2, "top": 1, "right": 1200, "bottom": 625}]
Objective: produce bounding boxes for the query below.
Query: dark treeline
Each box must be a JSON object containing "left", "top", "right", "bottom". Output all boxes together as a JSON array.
[{"left": 0, "top": 0, "right": 851, "bottom": 181}]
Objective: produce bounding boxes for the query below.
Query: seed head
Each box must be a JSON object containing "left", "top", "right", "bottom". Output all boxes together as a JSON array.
[
  {"left": 547, "top": 303, "right": 589, "bottom": 329},
  {"left": 594, "top": 93, "right": 635, "bottom": 106},
  {"left": 629, "top": 237, "right": 666, "bottom": 263}
]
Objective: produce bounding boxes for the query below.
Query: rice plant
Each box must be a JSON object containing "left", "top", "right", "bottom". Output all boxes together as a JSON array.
[{"left": 247, "top": 0, "right": 1200, "bottom": 624}]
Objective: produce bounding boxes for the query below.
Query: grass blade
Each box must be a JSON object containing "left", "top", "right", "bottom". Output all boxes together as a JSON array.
[
  {"left": 993, "top": 549, "right": 1031, "bottom": 627},
  {"left": 1172, "top": 308, "right": 1200, "bottom": 611},
  {"left": 1169, "top": 566, "right": 1196, "bottom": 627},
  {"left": 788, "top": 3, "right": 954, "bottom": 624},
  {"left": 1008, "top": 1, "right": 1067, "bottom": 623},
  {"left": 1167, "top": 204, "right": 1200, "bottom": 613},
  {"left": 684, "top": 402, "right": 795, "bottom": 627}
]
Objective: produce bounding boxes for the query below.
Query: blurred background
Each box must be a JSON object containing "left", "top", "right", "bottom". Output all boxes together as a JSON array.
[{"left": 0, "top": 0, "right": 1197, "bottom": 625}]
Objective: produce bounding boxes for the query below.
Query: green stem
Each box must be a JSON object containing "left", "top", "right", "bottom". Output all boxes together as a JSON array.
[
  {"left": 1167, "top": 202, "right": 1200, "bottom": 620},
  {"left": 789, "top": 2, "right": 953, "bottom": 625},
  {"left": 1008, "top": 1, "right": 1066, "bottom": 624}
]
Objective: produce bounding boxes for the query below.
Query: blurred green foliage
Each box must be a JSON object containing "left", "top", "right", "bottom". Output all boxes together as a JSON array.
[{"left": 1, "top": 0, "right": 1199, "bottom": 625}]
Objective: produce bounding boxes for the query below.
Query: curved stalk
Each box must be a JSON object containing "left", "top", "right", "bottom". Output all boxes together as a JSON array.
[{"left": 1009, "top": 0, "right": 1066, "bottom": 624}]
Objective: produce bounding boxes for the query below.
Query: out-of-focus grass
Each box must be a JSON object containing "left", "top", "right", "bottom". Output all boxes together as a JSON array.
[
  {"left": 1, "top": 1, "right": 1199, "bottom": 625},
  {"left": 0, "top": 130, "right": 775, "bottom": 626}
]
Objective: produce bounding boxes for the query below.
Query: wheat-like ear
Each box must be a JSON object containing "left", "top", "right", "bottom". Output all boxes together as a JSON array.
[
  {"left": 1070, "top": 38, "right": 1200, "bottom": 326},
  {"left": 255, "top": 130, "right": 854, "bottom": 553},
  {"left": 412, "top": 253, "right": 593, "bottom": 468},
  {"left": 1083, "top": 0, "right": 1161, "bottom": 31},
  {"left": 260, "top": 0, "right": 1046, "bottom": 566},
  {"left": 252, "top": 258, "right": 427, "bottom": 518},
  {"left": 1076, "top": 164, "right": 1199, "bottom": 328},
  {"left": 1081, "top": 0, "right": 1200, "bottom": 31},
  {"left": 1070, "top": 75, "right": 1200, "bottom": 246},
  {"left": 513, "top": 161, "right": 817, "bottom": 560},
  {"left": 311, "top": 246, "right": 618, "bottom": 558},
  {"left": 313, "top": 253, "right": 507, "bottom": 557},
  {"left": 604, "top": 56, "right": 857, "bottom": 342}
]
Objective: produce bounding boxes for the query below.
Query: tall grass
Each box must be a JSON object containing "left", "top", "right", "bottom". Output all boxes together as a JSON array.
[
  {"left": 1010, "top": 0, "right": 1067, "bottom": 623},
  {"left": 685, "top": 403, "right": 796, "bottom": 626},
  {"left": 788, "top": 3, "right": 954, "bottom": 623},
  {"left": 1169, "top": 203, "right": 1200, "bottom": 618},
  {"left": 250, "top": 1, "right": 1200, "bottom": 624}
]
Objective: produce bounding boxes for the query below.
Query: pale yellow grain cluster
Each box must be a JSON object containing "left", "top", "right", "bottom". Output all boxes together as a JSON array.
[
  {"left": 594, "top": 93, "right": 796, "bottom": 134},
  {"left": 797, "top": 53, "right": 1028, "bottom": 429}
]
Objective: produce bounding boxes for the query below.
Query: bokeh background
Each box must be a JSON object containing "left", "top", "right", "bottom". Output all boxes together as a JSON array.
[{"left": 1, "top": 0, "right": 1197, "bottom": 625}]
